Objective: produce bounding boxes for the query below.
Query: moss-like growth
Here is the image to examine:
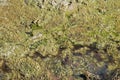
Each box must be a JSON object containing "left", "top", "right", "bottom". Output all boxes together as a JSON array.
[{"left": 0, "top": 0, "right": 120, "bottom": 79}]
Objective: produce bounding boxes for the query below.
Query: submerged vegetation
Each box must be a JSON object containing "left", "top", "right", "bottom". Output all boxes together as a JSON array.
[{"left": 0, "top": 0, "right": 120, "bottom": 80}]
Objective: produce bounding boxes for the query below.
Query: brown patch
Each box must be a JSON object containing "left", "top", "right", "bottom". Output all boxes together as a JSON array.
[
  {"left": 0, "top": 59, "right": 11, "bottom": 72},
  {"left": 93, "top": 52, "right": 103, "bottom": 61}
]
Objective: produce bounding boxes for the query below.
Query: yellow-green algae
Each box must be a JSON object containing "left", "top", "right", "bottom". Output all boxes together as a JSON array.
[{"left": 0, "top": 0, "right": 120, "bottom": 80}]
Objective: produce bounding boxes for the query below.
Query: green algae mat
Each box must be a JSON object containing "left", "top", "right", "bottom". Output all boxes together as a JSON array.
[{"left": 0, "top": 0, "right": 120, "bottom": 80}]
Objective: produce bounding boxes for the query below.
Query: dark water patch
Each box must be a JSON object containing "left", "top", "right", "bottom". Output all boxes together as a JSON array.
[
  {"left": 85, "top": 42, "right": 100, "bottom": 55},
  {"left": 25, "top": 32, "right": 33, "bottom": 37},
  {"left": 107, "top": 55, "right": 115, "bottom": 64},
  {"left": 87, "top": 62, "right": 109, "bottom": 80},
  {"left": 93, "top": 52, "right": 103, "bottom": 61},
  {"left": 20, "top": 72, "right": 25, "bottom": 78},
  {"left": 110, "top": 38, "right": 120, "bottom": 44},
  {"left": 96, "top": 65, "right": 108, "bottom": 79},
  {"left": 59, "top": 45, "right": 67, "bottom": 51},
  {"left": 88, "top": 42, "right": 99, "bottom": 52},
  {"left": 73, "top": 74, "right": 87, "bottom": 80},
  {"left": 0, "top": 60, "right": 11, "bottom": 73},
  {"left": 61, "top": 56, "right": 69, "bottom": 65},
  {"left": 86, "top": 50, "right": 91, "bottom": 55},
  {"left": 61, "top": 55, "right": 72, "bottom": 66},
  {"left": 29, "top": 51, "right": 48, "bottom": 59},
  {"left": 103, "top": 44, "right": 110, "bottom": 53},
  {"left": 81, "top": 1, "right": 87, "bottom": 6},
  {"left": 103, "top": 48, "right": 107, "bottom": 53},
  {"left": 73, "top": 44, "right": 84, "bottom": 50},
  {"left": 2, "top": 64, "right": 11, "bottom": 72},
  {"left": 117, "top": 46, "right": 120, "bottom": 51},
  {"left": 58, "top": 45, "right": 67, "bottom": 54},
  {"left": 110, "top": 68, "right": 120, "bottom": 80},
  {"left": 73, "top": 52, "right": 83, "bottom": 57}
]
